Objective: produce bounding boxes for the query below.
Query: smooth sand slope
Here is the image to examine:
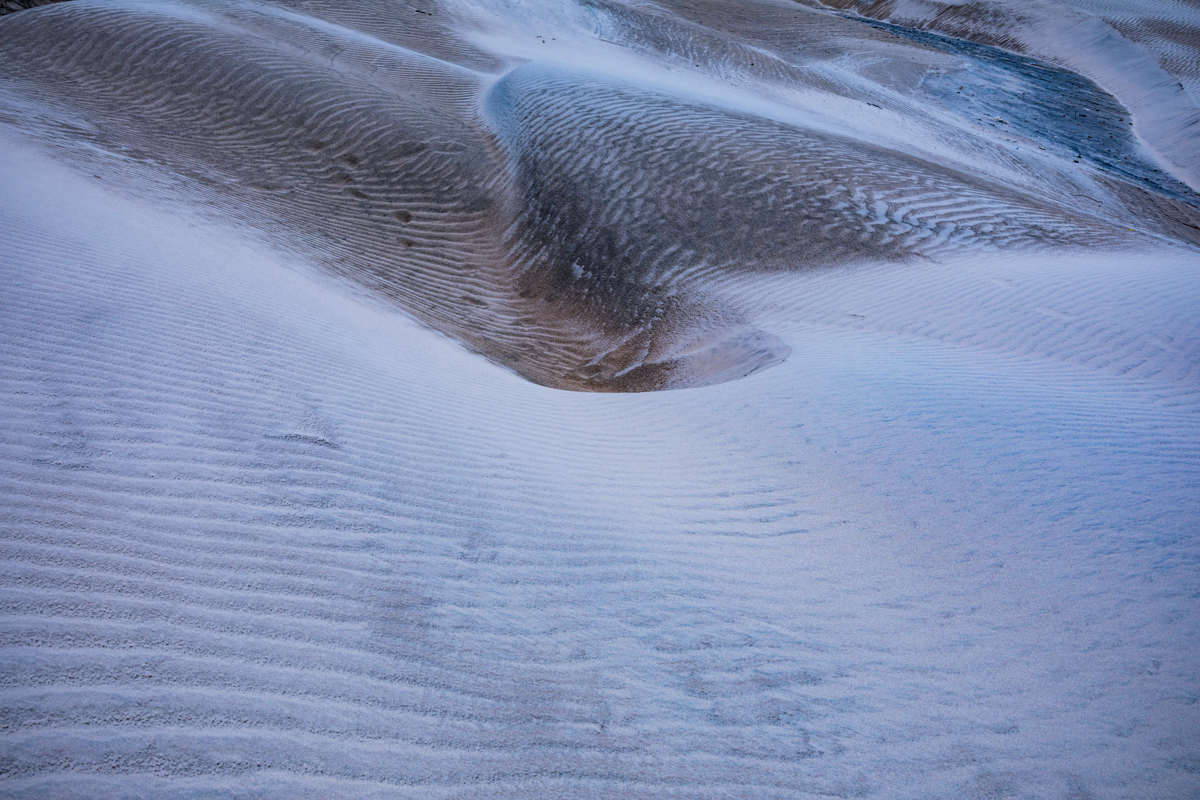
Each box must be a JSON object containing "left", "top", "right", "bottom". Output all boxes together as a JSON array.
[{"left": 1, "top": 0, "right": 1198, "bottom": 798}]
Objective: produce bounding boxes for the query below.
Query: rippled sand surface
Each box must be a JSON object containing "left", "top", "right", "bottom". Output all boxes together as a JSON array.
[
  {"left": 3, "top": 0, "right": 1197, "bottom": 390},
  {"left": 1, "top": 1, "right": 1198, "bottom": 798}
]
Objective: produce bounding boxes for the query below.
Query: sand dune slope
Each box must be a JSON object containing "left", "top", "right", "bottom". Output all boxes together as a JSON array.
[
  {"left": 2, "top": 0, "right": 1196, "bottom": 389},
  {"left": 1, "top": 1, "right": 1198, "bottom": 798}
]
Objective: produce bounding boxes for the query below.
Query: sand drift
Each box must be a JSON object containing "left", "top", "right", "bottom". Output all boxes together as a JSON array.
[
  {"left": 2, "top": 0, "right": 1197, "bottom": 390},
  {"left": 1, "top": 1, "right": 1199, "bottom": 798}
]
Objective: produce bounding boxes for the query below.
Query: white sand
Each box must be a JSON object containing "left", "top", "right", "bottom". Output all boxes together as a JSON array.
[{"left": 1, "top": 1, "right": 1198, "bottom": 797}]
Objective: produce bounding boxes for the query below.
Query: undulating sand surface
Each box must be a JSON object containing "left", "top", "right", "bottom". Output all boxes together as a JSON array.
[{"left": 1, "top": 0, "right": 1198, "bottom": 797}]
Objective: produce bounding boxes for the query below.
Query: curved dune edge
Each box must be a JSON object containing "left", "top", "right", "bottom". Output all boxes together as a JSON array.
[
  {"left": 1, "top": 0, "right": 1197, "bottom": 393},
  {"left": 798, "top": 0, "right": 1200, "bottom": 193}
]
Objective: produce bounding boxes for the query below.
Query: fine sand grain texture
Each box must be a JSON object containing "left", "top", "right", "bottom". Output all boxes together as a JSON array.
[
  {"left": 2, "top": 0, "right": 1196, "bottom": 390},
  {"left": 1, "top": 1, "right": 1198, "bottom": 798}
]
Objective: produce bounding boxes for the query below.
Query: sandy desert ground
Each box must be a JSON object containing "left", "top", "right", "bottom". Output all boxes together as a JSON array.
[{"left": 1, "top": 0, "right": 1198, "bottom": 797}]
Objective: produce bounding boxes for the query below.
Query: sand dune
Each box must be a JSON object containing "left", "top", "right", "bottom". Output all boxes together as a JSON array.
[
  {"left": 2, "top": 0, "right": 1195, "bottom": 390},
  {"left": 797, "top": 0, "right": 1200, "bottom": 192},
  {"left": 1, "top": 0, "right": 1198, "bottom": 797}
]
